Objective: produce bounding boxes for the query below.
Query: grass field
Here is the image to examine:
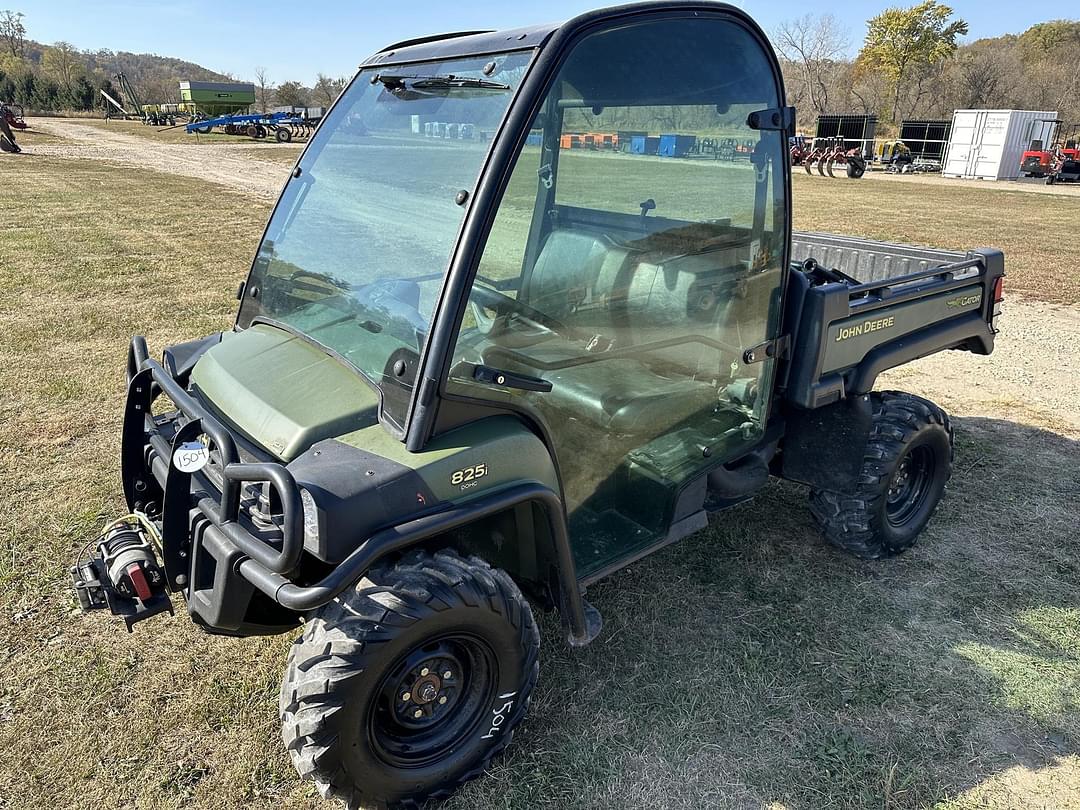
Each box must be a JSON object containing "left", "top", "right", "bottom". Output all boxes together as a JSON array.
[{"left": 1, "top": 128, "right": 1078, "bottom": 810}]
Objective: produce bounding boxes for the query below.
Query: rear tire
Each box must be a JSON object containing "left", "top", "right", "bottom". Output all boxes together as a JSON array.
[
  {"left": 280, "top": 549, "right": 540, "bottom": 809},
  {"left": 809, "top": 391, "right": 952, "bottom": 559}
]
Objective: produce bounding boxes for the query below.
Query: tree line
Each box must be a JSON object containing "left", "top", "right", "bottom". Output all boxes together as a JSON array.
[
  {"left": 3, "top": 3, "right": 1078, "bottom": 129},
  {"left": 775, "top": 1, "right": 1080, "bottom": 130},
  {"left": 0, "top": 9, "right": 347, "bottom": 114}
]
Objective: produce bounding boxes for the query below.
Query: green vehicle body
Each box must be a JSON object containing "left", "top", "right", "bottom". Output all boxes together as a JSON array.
[{"left": 109, "top": 1, "right": 1004, "bottom": 646}]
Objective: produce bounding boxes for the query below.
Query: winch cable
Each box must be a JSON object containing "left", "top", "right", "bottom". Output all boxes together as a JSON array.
[{"left": 73, "top": 512, "right": 163, "bottom": 568}]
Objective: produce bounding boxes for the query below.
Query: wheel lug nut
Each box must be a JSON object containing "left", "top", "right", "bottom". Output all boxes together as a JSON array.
[
  {"left": 401, "top": 692, "right": 411, "bottom": 702},
  {"left": 413, "top": 709, "right": 423, "bottom": 719},
  {"left": 420, "top": 667, "right": 429, "bottom": 676},
  {"left": 438, "top": 696, "right": 447, "bottom": 705},
  {"left": 443, "top": 670, "right": 452, "bottom": 679}
]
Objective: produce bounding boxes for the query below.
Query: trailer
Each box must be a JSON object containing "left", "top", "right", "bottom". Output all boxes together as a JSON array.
[
  {"left": 179, "top": 80, "right": 256, "bottom": 118},
  {"left": 185, "top": 110, "right": 315, "bottom": 142}
]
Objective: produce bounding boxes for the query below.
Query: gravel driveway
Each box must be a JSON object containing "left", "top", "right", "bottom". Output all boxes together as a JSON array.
[{"left": 28, "top": 118, "right": 294, "bottom": 200}]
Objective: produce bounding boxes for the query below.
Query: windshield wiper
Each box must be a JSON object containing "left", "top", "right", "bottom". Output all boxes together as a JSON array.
[{"left": 374, "top": 73, "right": 511, "bottom": 99}]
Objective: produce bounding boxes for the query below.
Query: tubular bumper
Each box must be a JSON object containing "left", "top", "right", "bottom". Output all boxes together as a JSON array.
[{"left": 122, "top": 338, "right": 594, "bottom": 645}]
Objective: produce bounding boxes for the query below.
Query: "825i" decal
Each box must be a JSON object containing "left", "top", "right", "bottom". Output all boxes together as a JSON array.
[{"left": 450, "top": 463, "right": 489, "bottom": 489}]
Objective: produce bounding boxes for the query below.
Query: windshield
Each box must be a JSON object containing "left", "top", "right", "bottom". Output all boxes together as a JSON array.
[{"left": 237, "top": 51, "right": 533, "bottom": 430}]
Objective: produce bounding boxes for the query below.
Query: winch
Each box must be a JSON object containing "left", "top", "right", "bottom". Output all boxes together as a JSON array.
[{"left": 71, "top": 514, "right": 173, "bottom": 631}]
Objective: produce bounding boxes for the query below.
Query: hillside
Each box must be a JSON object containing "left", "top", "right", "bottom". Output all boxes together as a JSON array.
[
  {"left": 1, "top": 32, "right": 234, "bottom": 112},
  {"left": 78, "top": 47, "right": 232, "bottom": 102}
]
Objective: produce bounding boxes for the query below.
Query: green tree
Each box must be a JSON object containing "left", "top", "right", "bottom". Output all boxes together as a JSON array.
[
  {"left": 856, "top": 0, "right": 968, "bottom": 122},
  {"left": 0, "top": 71, "right": 14, "bottom": 103},
  {"left": 12, "top": 67, "right": 32, "bottom": 105},
  {"left": 32, "top": 75, "right": 59, "bottom": 109},
  {"left": 313, "top": 72, "right": 346, "bottom": 106},
  {"left": 274, "top": 80, "right": 308, "bottom": 108},
  {"left": 96, "top": 76, "right": 116, "bottom": 113},
  {"left": 69, "top": 74, "right": 94, "bottom": 109},
  {"left": 1017, "top": 20, "right": 1080, "bottom": 60}
]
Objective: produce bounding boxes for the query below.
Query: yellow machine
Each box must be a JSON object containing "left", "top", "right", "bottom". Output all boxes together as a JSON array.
[{"left": 876, "top": 140, "right": 914, "bottom": 170}]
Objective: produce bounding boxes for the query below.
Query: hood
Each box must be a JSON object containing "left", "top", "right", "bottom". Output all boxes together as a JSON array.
[{"left": 191, "top": 324, "right": 380, "bottom": 460}]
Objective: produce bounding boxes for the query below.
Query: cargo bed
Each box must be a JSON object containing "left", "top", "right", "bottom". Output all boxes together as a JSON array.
[
  {"left": 791, "top": 231, "right": 966, "bottom": 284},
  {"left": 782, "top": 232, "right": 1004, "bottom": 409}
]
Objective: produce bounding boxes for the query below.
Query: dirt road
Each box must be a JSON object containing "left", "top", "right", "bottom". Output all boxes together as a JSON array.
[
  {"left": 24, "top": 117, "right": 1080, "bottom": 438},
  {"left": 27, "top": 118, "right": 295, "bottom": 200}
]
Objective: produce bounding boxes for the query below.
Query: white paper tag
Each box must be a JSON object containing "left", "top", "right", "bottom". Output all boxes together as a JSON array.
[{"left": 172, "top": 441, "right": 210, "bottom": 473}]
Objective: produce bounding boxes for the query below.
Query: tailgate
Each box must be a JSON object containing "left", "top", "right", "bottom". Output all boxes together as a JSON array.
[{"left": 782, "top": 234, "right": 1005, "bottom": 409}]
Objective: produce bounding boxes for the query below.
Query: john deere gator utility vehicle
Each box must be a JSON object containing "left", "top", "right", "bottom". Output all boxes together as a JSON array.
[{"left": 72, "top": 3, "right": 1005, "bottom": 806}]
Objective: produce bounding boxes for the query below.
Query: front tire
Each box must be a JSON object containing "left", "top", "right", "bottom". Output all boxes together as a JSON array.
[
  {"left": 809, "top": 391, "right": 953, "bottom": 559},
  {"left": 280, "top": 549, "right": 540, "bottom": 809}
]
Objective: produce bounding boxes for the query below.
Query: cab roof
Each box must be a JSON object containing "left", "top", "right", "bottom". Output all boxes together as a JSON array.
[
  {"left": 359, "top": 3, "right": 778, "bottom": 109},
  {"left": 361, "top": 24, "right": 558, "bottom": 68},
  {"left": 359, "top": 2, "right": 766, "bottom": 70}
]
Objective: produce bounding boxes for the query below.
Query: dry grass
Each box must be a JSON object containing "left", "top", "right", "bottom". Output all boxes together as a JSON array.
[{"left": 0, "top": 139, "right": 1078, "bottom": 810}]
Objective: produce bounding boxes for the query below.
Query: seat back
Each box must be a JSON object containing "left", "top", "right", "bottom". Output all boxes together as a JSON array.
[{"left": 524, "top": 229, "right": 635, "bottom": 337}]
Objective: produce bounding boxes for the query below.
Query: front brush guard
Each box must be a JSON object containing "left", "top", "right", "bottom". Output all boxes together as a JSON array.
[{"left": 122, "top": 338, "right": 597, "bottom": 645}]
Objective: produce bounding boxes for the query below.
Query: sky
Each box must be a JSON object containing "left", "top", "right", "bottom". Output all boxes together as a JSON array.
[{"left": 15, "top": 0, "right": 1058, "bottom": 86}]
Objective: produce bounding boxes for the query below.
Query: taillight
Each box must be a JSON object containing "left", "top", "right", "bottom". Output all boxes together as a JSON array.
[{"left": 993, "top": 276, "right": 1004, "bottom": 303}]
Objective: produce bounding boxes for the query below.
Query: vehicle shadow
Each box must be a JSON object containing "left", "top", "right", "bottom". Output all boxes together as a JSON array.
[{"left": 451, "top": 415, "right": 1080, "bottom": 809}]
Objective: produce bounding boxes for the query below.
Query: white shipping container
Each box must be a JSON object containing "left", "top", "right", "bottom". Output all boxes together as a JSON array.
[{"left": 942, "top": 109, "right": 1058, "bottom": 180}]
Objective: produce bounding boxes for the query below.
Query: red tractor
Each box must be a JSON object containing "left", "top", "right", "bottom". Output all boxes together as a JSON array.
[{"left": 1020, "top": 119, "right": 1078, "bottom": 177}]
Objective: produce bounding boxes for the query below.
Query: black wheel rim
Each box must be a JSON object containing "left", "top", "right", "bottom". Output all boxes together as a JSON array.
[
  {"left": 886, "top": 445, "right": 935, "bottom": 527},
  {"left": 369, "top": 633, "right": 497, "bottom": 769}
]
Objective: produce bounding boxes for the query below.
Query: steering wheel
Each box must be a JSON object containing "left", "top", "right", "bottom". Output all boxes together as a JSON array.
[{"left": 468, "top": 283, "right": 581, "bottom": 343}]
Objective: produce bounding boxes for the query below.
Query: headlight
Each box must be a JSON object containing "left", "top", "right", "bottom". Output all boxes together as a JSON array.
[{"left": 300, "top": 487, "right": 321, "bottom": 550}]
